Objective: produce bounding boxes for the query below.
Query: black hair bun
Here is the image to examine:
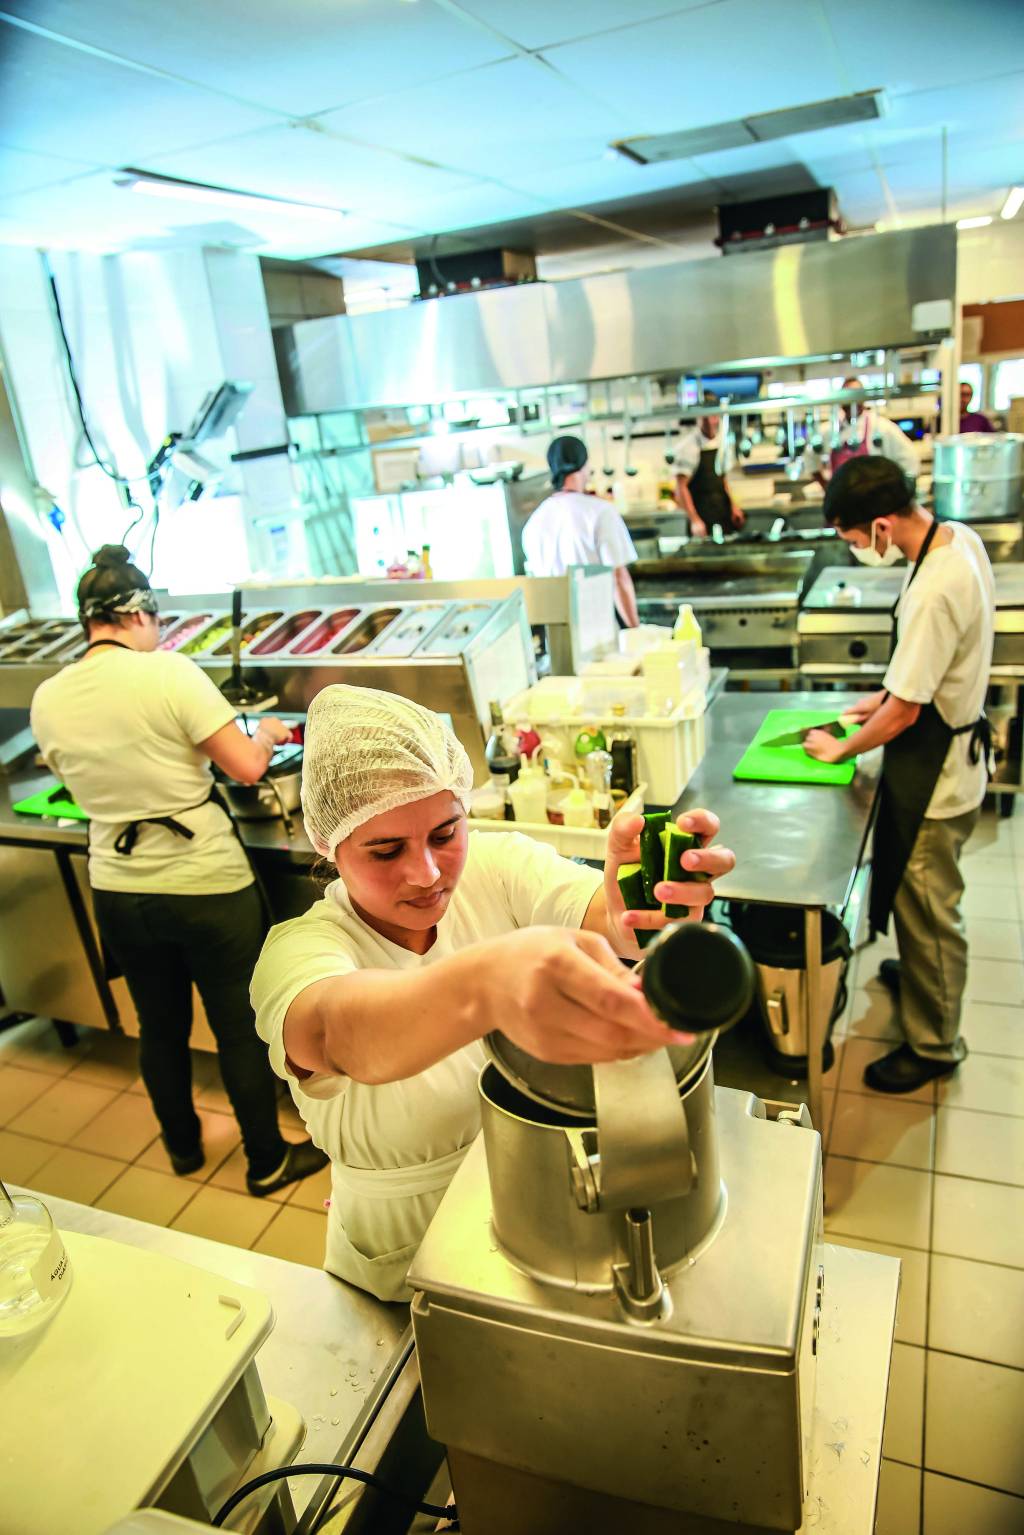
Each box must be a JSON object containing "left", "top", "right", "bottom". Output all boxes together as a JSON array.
[{"left": 91, "top": 544, "right": 132, "bottom": 568}]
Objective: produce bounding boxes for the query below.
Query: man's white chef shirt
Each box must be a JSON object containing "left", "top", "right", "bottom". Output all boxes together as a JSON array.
[
  {"left": 884, "top": 522, "right": 995, "bottom": 819},
  {"left": 803, "top": 412, "right": 919, "bottom": 481},
  {"left": 522, "top": 491, "right": 637, "bottom": 576}
]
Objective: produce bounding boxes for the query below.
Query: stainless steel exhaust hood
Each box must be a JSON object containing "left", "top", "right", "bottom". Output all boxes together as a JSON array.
[{"left": 278, "top": 225, "right": 955, "bottom": 415}]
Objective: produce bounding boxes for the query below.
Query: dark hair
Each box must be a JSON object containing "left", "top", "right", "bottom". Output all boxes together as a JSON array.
[
  {"left": 824, "top": 456, "right": 913, "bottom": 532},
  {"left": 546, "top": 434, "right": 588, "bottom": 491},
  {"left": 76, "top": 545, "right": 153, "bottom": 630}
]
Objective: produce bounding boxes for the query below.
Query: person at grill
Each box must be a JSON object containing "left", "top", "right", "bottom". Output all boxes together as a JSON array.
[
  {"left": 959, "top": 381, "right": 995, "bottom": 433},
  {"left": 673, "top": 395, "right": 744, "bottom": 537},
  {"left": 522, "top": 434, "right": 640, "bottom": 627},
  {"left": 805, "top": 375, "right": 919, "bottom": 493},
  {"left": 250, "top": 684, "right": 735, "bottom": 1300},
  {"left": 803, "top": 459, "right": 995, "bottom": 1093},
  {"left": 30, "top": 545, "right": 328, "bottom": 1196}
]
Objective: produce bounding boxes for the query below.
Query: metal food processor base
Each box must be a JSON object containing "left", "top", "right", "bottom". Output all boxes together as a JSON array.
[{"left": 410, "top": 1087, "right": 824, "bottom": 1534}]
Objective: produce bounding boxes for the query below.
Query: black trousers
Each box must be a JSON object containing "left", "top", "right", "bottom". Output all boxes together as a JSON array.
[{"left": 93, "top": 883, "right": 286, "bottom": 1180}]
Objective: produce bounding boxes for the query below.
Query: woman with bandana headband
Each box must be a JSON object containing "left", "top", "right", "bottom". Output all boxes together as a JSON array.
[{"left": 30, "top": 546, "right": 327, "bottom": 1197}]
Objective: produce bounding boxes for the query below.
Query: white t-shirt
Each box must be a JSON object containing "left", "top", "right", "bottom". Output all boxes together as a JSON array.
[
  {"left": 803, "top": 412, "right": 919, "bottom": 481},
  {"left": 31, "top": 648, "right": 252, "bottom": 895},
  {"left": 674, "top": 426, "right": 735, "bottom": 479},
  {"left": 884, "top": 523, "right": 995, "bottom": 819},
  {"left": 522, "top": 491, "right": 637, "bottom": 577},
  {"left": 251, "top": 830, "right": 602, "bottom": 1300}
]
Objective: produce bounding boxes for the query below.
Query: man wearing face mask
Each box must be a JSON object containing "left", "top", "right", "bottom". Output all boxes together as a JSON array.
[{"left": 804, "top": 457, "right": 995, "bottom": 1093}]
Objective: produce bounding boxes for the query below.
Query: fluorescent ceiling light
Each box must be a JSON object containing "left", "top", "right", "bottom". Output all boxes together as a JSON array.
[
  {"left": 115, "top": 169, "right": 346, "bottom": 220},
  {"left": 956, "top": 215, "right": 993, "bottom": 230},
  {"left": 1001, "top": 186, "right": 1024, "bottom": 221}
]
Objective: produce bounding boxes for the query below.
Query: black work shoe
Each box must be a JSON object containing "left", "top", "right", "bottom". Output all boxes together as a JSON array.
[
  {"left": 246, "top": 1139, "right": 329, "bottom": 1198},
  {"left": 864, "top": 1043, "right": 960, "bottom": 1094},
  {"left": 877, "top": 958, "right": 902, "bottom": 996},
  {"left": 164, "top": 1138, "right": 204, "bottom": 1177}
]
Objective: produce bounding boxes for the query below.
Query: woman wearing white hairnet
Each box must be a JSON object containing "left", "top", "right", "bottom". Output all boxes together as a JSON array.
[{"left": 252, "top": 686, "right": 735, "bottom": 1301}]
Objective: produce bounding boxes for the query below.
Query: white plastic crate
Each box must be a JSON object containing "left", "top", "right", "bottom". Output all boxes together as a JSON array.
[
  {"left": 504, "top": 684, "right": 707, "bottom": 806},
  {"left": 469, "top": 785, "right": 645, "bottom": 860}
]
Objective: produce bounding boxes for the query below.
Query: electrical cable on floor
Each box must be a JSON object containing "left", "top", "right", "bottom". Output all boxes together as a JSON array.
[{"left": 211, "top": 1461, "right": 456, "bottom": 1527}]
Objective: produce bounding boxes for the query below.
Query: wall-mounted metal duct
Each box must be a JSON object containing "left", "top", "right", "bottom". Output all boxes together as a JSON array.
[{"left": 277, "top": 225, "right": 956, "bottom": 416}]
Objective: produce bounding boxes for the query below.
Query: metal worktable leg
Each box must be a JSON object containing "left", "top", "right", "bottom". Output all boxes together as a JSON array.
[{"left": 805, "top": 906, "right": 824, "bottom": 1133}]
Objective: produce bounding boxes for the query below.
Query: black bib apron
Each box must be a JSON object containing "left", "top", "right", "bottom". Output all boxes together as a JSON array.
[
  {"left": 689, "top": 445, "right": 735, "bottom": 533},
  {"left": 868, "top": 521, "right": 992, "bottom": 934}
]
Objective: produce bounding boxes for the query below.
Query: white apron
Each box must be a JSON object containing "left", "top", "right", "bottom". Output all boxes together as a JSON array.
[{"left": 324, "top": 1142, "right": 473, "bottom": 1302}]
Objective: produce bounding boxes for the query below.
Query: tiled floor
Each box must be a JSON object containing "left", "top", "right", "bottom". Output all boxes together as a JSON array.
[
  {"left": 821, "top": 809, "right": 1024, "bottom": 1533},
  {"left": 0, "top": 1018, "right": 329, "bottom": 1269},
  {"left": 1, "top": 810, "right": 1022, "bottom": 1531}
]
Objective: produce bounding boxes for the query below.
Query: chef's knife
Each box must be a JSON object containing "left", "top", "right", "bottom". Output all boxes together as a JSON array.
[{"left": 761, "top": 717, "right": 852, "bottom": 749}]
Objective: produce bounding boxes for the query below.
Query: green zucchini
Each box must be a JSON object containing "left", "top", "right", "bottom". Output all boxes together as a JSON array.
[
  {"left": 661, "top": 827, "right": 708, "bottom": 917},
  {"left": 639, "top": 811, "right": 671, "bottom": 904}
]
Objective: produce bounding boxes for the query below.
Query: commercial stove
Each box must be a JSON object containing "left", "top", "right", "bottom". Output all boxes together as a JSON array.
[{"left": 633, "top": 544, "right": 820, "bottom": 672}]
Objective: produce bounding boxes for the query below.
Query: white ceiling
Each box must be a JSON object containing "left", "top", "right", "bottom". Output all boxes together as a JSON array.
[{"left": 0, "top": 0, "right": 1022, "bottom": 273}]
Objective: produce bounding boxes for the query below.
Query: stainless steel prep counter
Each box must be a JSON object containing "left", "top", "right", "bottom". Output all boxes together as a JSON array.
[{"left": 674, "top": 691, "right": 883, "bottom": 1131}]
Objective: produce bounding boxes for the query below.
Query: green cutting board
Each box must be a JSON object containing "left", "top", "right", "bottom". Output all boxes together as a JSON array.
[
  {"left": 11, "top": 785, "right": 89, "bottom": 821},
  {"left": 733, "top": 709, "right": 857, "bottom": 787}
]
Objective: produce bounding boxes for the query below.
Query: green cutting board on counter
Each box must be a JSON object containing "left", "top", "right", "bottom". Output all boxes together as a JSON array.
[
  {"left": 733, "top": 709, "right": 857, "bottom": 788},
  {"left": 11, "top": 785, "right": 89, "bottom": 821}
]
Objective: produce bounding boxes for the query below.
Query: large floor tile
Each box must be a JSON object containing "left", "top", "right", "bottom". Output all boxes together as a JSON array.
[
  {"left": 929, "top": 1255, "right": 1024, "bottom": 1371},
  {"left": 963, "top": 884, "right": 1020, "bottom": 922},
  {"left": 925, "top": 1351, "right": 1024, "bottom": 1496},
  {"left": 135, "top": 1107, "right": 240, "bottom": 1181},
  {"left": 0, "top": 1065, "right": 54, "bottom": 1125},
  {"left": 208, "top": 1142, "right": 290, "bottom": 1203},
  {"left": 252, "top": 1204, "right": 327, "bottom": 1268},
  {"left": 937, "top": 1052, "right": 1024, "bottom": 1118},
  {"left": 824, "top": 1157, "right": 932, "bottom": 1250},
  {"left": 170, "top": 1185, "right": 275, "bottom": 1249},
  {"left": 287, "top": 1156, "right": 332, "bottom": 1212},
  {"left": 30, "top": 1145, "right": 124, "bottom": 1204},
  {"left": 829, "top": 1091, "right": 935, "bottom": 1171},
  {"left": 832, "top": 1037, "right": 936, "bottom": 1103},
  {"left": 962, "top": 854, "right": 1023, "bottom": 888},
  {"left": 841, "top": 988, "right": 903, "bottom": 1043},
  {"left": 932, "top": 1175, "right": 1024, "bottom": 1268},
  {"left": 0, "top": 1128, "right": 54, "bottom": 1185},
  {"left": 882, "top": 1342, "right": 925, "bottom": 1466},
  {"left": 965, "top": 959, "right": 1024, "bottom": 1007},
  {"left": 923, "top": 1471, "right": 1024, "bottom": 1534},
  {"left": 962, "top": 1001, "right": 1024, "bottom": 1060},
  {"left": 7, "top": 1075, "right": 118, "bottom": 1143},
  {"left": 827, "top": 1237, "right": 929, "bottom": 1347},
  {"left": 876, "top": 1459, "right": 921, "bottom": 1535},
  {"left": 965, "top": 921, "right": 1024, "bottom": 963},
  {"left": 95, "top": 1165, "right": 196, "bottom": 1226},
  {"left": 66, "top": 1031, "right": 141, "bottom": 1091},
  {"left": 0, "top": 1016, "right": 93, "bottom": 1076},
  {"left": 934, "top": 1107, "right": 1024, "bottom": 1185},
  {"left": 72, "top": 1091, "right": 160, "bottom": 1161}
]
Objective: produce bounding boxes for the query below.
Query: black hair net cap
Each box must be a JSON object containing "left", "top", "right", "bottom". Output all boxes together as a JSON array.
[{"left": 547, "top": 435, "right": 588, "bottom": 490}]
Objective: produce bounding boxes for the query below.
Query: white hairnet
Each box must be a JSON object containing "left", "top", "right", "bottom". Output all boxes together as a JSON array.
[{"left": 301, "top": 684, "right": 474, "bottom": 858}]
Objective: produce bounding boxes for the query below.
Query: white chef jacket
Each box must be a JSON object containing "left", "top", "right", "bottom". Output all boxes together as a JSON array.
[
  {"left": 522, "top": 490, "right": 637, "bottom": 576},
  {"left": 251, "top": 830, "right": 602, "bottom": 1301},
  {"left": 674, "top": 426, "right": 735, "bottom": 479},
  {"left": 30, "top": 648, "right": 252, "bottom": 895},
  {"left": 803, "top": 412, "right": 919, "bottom": 481},
  {"left": 884, "top": 523, "right": 995, "bottom": 818}
]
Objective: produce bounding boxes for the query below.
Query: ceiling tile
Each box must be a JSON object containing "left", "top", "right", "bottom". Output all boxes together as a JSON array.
[
  {"left": 0, "top": 0, "right": 513, "bottom": 118},
  {"left": 0, "top": 24, "right": 280, "bottom": 162},
  {"left": 315, "top": 55, "right": 624, "bottom": 181},
  {"left": 0, "top": 142, "right": 97, "bottom": 196},
  {"left": 150, "top": 124, "right": 480, "bottom": 222},
  {"left": 454, "top": 0, "right": 712, "bottom": 52},
  {"left": 820, "top": 0, "right": 1024, "bottom": 96},
  {"left": 501, "top": 154, "right": 714, "bottom": 211},
  {"left": 546, "top": 0, "right": 843, "bottom": 137}
]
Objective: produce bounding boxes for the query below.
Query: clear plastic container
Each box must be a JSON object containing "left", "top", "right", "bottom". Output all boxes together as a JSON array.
[{"left": 0, "top": 1184, "right": 72, "bottom": 1338}]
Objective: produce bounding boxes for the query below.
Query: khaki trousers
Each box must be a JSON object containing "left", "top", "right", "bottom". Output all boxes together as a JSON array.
[{"left": 892, "top": 807, "right": 979, "bottom": 1063}]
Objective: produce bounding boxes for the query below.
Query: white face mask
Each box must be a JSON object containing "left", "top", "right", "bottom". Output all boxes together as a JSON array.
[{"left": 850, "top": 521, "right": 902, "bottom": 567}]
